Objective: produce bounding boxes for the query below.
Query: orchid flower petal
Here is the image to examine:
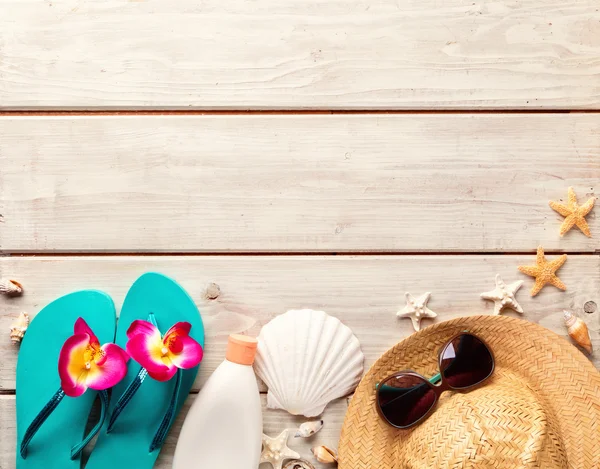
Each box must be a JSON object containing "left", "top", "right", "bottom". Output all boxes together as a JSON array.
[
  {"left": 125, "top": 319, "right": 202, "bottom": 381},
  {"left": 147, "top": 365, "right": 178, "bottom": 382},
  {"left": 126, "top": 332, "right": 169, "bottom": 373},
  {"left": 74, "top": 317, "right": 99, "bottom": 346},
  {"left": 163, "top": 322, "right": 192, "bottom": 338},
  {"left": 126, "top": 319, "right": 162, "bottom": 341},
  {"left": 86, "top": 343, "right": 129, "bottom": 391},
  {"left": 58, "top": 333, "right": 90, "bottom": 397},
  {"left": 168, "top": 336, "right": 203, "bottom": 369},
  {"left": 163, "top": 322, "right": 203, "bottom": 369}
]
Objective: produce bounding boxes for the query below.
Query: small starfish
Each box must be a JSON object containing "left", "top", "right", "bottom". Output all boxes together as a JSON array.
[
  {"left": 397, "top": 292, "right": 437, "bottom": 332},
  {"left": 549, "top": 187, "right": 596, "bottom": 237},
  {"left": 518, "top": 246, "right": 567, "bottom": 296},
  {"left": 480, "top": 274, "right": 524, "bottom": 315},
  {"left": 260, "top": 429, "right": 300, "bottom": 469}
]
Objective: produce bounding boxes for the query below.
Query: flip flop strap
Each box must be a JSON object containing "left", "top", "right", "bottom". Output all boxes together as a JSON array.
[
  {"left": 149, "top": 368, "right": 182, "bottom": 452},
  {"left": 106, "top": 366, "right": 148, "bottom": 433},
  {"left": 106, "top": 366, "right": 182, "bottom": 452},
  {"left": 107, "top": 312, "right": 183, "bottom": 452},
  {"left": 20, "top": 388, "right": 109, "bottom": 460}
]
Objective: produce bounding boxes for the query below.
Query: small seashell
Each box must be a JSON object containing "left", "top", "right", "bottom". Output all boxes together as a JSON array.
[
  {"left": 0, "top": 279, "right": 23, "bottom": 296},
  {"left": 283, "top": 460, "right": 316, "bottom": 469},
  {"left": 10, "top": 312, "right": 29, "bottom": 344},
  {"left": 295, "top": 420, "right": 324, "bottom": 438},
  {"left": 311, "top": 445, "right": 338, "bottom": 464},
  {"left": 564, "top": 310, "right": 593, "bottom": 354}
]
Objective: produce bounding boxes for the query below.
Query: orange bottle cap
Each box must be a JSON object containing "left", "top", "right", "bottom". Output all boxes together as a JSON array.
[{"left": 226, "top": 334, "right": 258, "bottom": 365}]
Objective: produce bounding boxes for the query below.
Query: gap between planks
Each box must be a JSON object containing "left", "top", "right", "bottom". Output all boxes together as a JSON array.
[
  {"left": 2, "top": 251, "right": 598, "bottom": 256},
  {"left": 0, "top": 110, "right": 597, "bottom": 116}
]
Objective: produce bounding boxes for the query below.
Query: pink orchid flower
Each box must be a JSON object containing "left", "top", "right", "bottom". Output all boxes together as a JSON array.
[
  {"left": 58, "top": 318, "right": 129, "bottom": 398},
  {"left": 126, "top": 320, "right": 203, "bottom": 382}
]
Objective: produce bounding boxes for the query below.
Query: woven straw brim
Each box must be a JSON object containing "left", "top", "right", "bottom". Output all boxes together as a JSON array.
[{"left": 339, "top": 315, "right": 600, "bottom": 469}]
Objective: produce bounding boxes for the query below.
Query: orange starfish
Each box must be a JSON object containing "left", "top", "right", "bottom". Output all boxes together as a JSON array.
[
  {"left": 549, "top": 187, "right": 596, "bottom": 237},
  {"left": 518, "top": 246, "right": 567, "bottom": 296}
]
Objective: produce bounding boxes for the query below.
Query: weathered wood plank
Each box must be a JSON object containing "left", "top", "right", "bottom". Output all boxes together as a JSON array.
[
  {"left": 1, "top": 255, "right": 598, "bottom": 391},
  {"left": 0, "top": 0, "right": 598, "bottom": 109},
  {"left": 0, "top": 115, "right": 598, "bottom": 253},
  {"left": 0, "top": 394, "right": 347, "bottom": 469}
]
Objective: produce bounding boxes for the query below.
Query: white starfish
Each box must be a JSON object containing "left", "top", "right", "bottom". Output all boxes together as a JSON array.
[
  {"left": 480, "top": 274, "right": 524, "bottom": 315},
  {"left": 397, "top": 292, "right": 437, "bottom": 332},
  {"left": 260, "top": 429, "right": 300, "bottom": 469}
]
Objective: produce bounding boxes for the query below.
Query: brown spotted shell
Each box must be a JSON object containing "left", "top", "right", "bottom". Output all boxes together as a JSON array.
[
  {"left": 564, "top": 310, "right": 593, "bottom": 354},
  {"left": 0, "top": 279, "right": 23, "bottom": 296}
]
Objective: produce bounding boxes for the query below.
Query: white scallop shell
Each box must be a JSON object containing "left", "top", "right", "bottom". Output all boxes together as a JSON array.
[{"left": 254, "top": 309, "right": 364, "bottom": 417}]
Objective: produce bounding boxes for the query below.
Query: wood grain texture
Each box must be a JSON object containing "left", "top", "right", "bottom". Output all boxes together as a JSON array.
[
  {"left": 0, "top": 0, "right": 599, "bottom": 110},
  {"left": 1, "top": 254, "right": 598, "bottom": 391},
  {"left": 0, "top": 394, "right": 346, "bottom": 469},
  {"left": 1, "top": 114, "right": 598, "bottom": 253}
]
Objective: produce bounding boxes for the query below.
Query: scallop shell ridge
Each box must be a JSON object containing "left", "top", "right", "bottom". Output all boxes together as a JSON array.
[{"left": 254, "top": 309, "right": 364, "bottom": 417}]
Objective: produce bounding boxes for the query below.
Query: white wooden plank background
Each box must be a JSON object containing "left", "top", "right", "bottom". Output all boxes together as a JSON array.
[
  {"left": 1, "top": 114, "right": 598, "bottom": 253},
  {"left": 1, "top": 0, "right": 599, "bottom": 110},
  {"left": 2, "top": 254, "right": 598, "bottom": 391},
  {"left": 2, "top": 0, "right": 600, "bottom": 466}
]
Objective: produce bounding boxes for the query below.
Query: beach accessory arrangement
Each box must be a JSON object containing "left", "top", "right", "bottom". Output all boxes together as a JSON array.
[
  {"left": 339, "top": 315, "right": 600, "bottom": 468},
  {"left": 9, "top": 180, "right": 597, "bottom": 468},
  {"left": 254, "top": 309, "right": 364, "bottom": 417}
]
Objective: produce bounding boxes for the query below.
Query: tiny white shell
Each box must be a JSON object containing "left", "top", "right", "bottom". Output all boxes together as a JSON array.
[
  {"left": 295, "top": 420, "right": 324, "bottom": 438},
  {"left": 254, "top": 309, "right": 364, "bottom": 417},
  {"left": 311, "top": 446, "right": 338, "bottom": 464},
  {"left": 0, "top": 279, "right": 23, "bottom": 296},
  {"left": 10, "top": 312, "right": 29, "bottom": 344}
]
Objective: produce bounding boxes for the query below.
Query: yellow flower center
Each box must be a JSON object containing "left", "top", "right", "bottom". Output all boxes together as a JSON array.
[{"left": 82, "top": 343, "right": 105, "bottom": 369}]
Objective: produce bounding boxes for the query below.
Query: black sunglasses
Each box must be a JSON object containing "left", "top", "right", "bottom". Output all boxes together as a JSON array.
[{"left": 376, "top": 333, "right": 494, "bottom": 429}]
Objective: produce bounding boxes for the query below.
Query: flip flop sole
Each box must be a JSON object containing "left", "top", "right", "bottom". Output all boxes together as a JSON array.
[
  {"left": 16, "top": 290, "right": 116, "bottom": 469},
  {"left": 87, "top": 273, "right": 204, "bottom": 469}
]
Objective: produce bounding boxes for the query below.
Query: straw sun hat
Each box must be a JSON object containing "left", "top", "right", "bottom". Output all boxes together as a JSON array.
[{"left": 339, "top": 315, "right": 600, "bottom": 468}]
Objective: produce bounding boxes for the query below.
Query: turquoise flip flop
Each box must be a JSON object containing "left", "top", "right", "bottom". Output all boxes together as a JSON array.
[
  {"left": 86, "top": 273, "right": 204, "bottom": 469},
  {"left": 16, "top": 291, "right": 119, "bottom": 469}
]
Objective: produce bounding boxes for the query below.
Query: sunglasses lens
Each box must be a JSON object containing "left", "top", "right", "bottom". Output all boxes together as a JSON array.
[
  {"left": 377, "top": 374, "right": 437, "bottom": 428},
  {"left": 440, "top": 334, "right": 494, "bottom": 389}
]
